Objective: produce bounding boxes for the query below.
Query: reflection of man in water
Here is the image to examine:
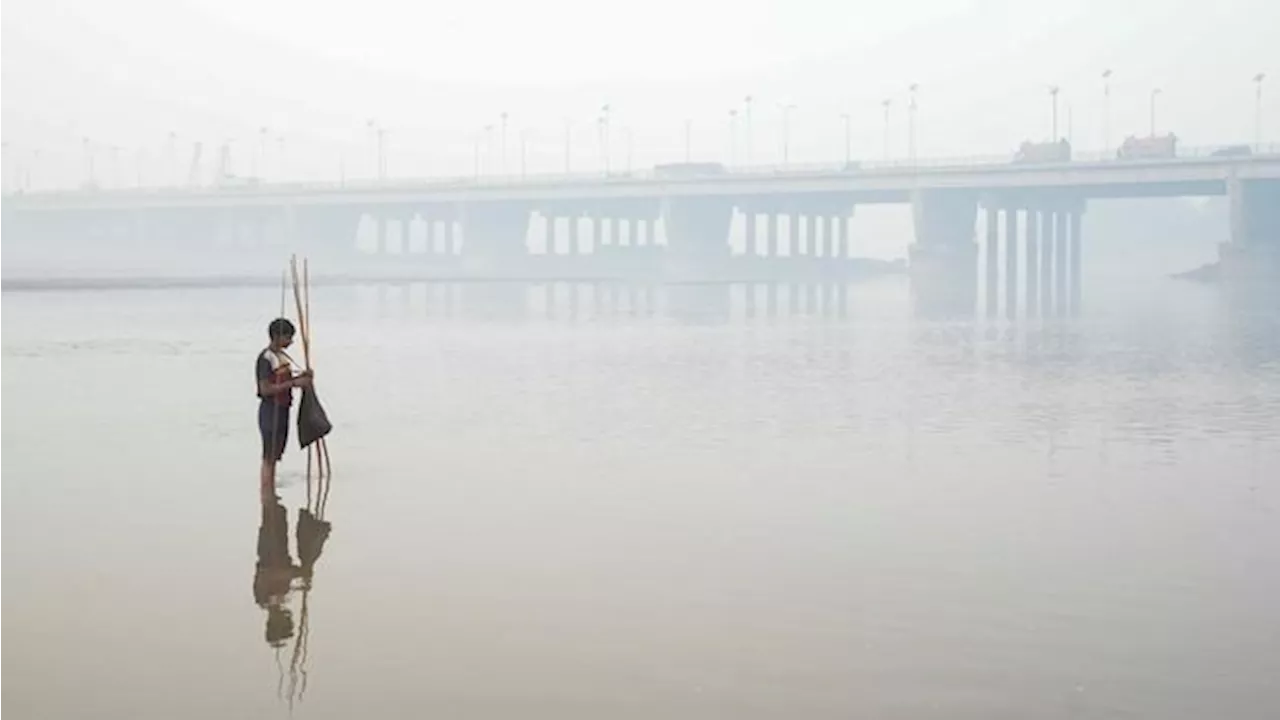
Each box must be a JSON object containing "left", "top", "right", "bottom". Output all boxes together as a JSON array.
[
  {"left": 252, "top": 497, "right": 333, "bottom": 649},
  {"left": 254, "top": 499, "right": 297, "bottom": 647}
]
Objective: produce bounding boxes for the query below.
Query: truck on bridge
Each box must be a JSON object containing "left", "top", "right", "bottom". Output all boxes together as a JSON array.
[
  {"left": 1117, "top": 134, "right": 1178, "bottom": 160},
  {"left": 1013, "top": 139, "right": 1072, "bottom": 164},
  {"left": 653, "top": 162, "right": 727, "bottom": 178}
]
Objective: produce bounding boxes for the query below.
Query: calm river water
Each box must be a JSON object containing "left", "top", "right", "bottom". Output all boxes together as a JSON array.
[{"left": 3, "top": 275, "right": 1278, "bottom": 719}]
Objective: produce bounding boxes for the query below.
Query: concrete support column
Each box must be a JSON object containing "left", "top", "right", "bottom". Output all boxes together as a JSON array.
[
  {"left": 1026, "top": 209, "right": 1040, "bottom": 317},
  {"left": 1040, "top": 211, "right": 1054, "bottom": 315},
  {"left": 985, "top": 206, "right": 999, "bottom": 316},
  {"left": 768, "top": 213, "right": 780, "bottom": 258},
  {"left": 831, "top": 216, "right": 845, "bottom": 260},
  {"left": 815, "top": 215, "right": 826, "bottom": 257},
  {"left": 1069, "top": 209, "right": 1083, "bottom": 315},
  {"left": 543, "top": 216, "right": 556, "bottom": 255},
  {"left": 1054, "top": 209, "right": 1067, "bottom": 317},
  {"left": 744, "top": 211, "right": 757, "bottom": 256},
  {"left": 377, "top": 214, "right": 390, "bottom": 254},
  {"left": 1004, "top": 208, "right": 1019, "bottom": 319}
]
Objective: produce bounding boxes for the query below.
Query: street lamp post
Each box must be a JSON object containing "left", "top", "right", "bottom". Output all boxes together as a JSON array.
[
  {"left": 600, "top": 104, "right": 612, "bottom": 174},
  {"left": 1049, "top": 85, "right": 1060, "bottom": 141},
  {"left": 563, "top": 118, "right": 572, "bottom": 173},
  {"left": 623, "top": 127, "right": 633, "bottom": 173},
  {"left": 744, "top": 95, "right": 754, "bottom": 166},
  {"left": 841, "top": 113, "right": 851, "bottom": 165},
  {"left": 908, "top": 83, "right": 919, "bottom": 163},
  {"left": 1102, "top": 69, "right": 1113, "bottom": 154},
  {"left": 1149, "top": 87, "right": 1161, "bottom": 137},
  {"left": 780, "top": 103, "right": 796, "bottom": 167},
  {"left": 520, "top": 129, "right": 529, "bottom": 179},
  {"left": 1255, "top": 73, "right": 1266, "bottom": 149},
  {"left": 881, "top": 99, "right": 892, "bottom": 161},
  {"left": 167, "top": 131, "right": 178, "bottom": 186},
  {"left": 729, "top": 109, "right": 739, "bottom": 167},
  {"left": 500, "top": 111, "right": 509, "bottom": 176}
]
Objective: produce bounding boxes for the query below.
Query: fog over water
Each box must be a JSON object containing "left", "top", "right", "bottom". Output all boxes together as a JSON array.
[{"left": 4, "top": 2, "right": 1279, "bottom": 719}]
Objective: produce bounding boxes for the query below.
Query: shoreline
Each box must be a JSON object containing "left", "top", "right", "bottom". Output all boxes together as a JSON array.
[{"left": 2, "top": 266, "right": 907, "bottom": 293}]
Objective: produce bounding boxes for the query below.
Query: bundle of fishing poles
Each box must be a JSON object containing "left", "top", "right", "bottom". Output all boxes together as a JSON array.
[{"left": 284, "top": 255, "right": 334, "bottom": 512}]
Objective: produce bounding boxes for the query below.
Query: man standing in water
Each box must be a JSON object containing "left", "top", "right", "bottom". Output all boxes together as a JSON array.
[{"left": 257, "top": 318, "right": 311, "bottom": 499}]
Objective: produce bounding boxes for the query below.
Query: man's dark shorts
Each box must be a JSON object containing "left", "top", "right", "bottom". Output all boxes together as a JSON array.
[{"left": 259, "top": 402, "right": 290, "bottom": 461}]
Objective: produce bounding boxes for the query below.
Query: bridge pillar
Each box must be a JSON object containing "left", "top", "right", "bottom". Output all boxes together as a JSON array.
[
  {"left": 1221, "top": 178, "right": 1280, "bottom": 283},
  {"left": 1068, "top": 208, "right": 1083, "bottom": 314},
  {"left": 1040, "top": 211, "right": 1055, "bottom": 316},
  {"left": 910, "top": 189, "right": 979, "bottom": 317},
  {"left": 768, "top": 212, "right": 780, "bottom": 258},
  {"left": 1053, "top": 209, "right": 1068, "bottom": 317},
  {"left": 1004, "top": 207, "right": 1020, "bottom": 319},
  {"left": 831, "top": 216, "right": 846, "bottom": 260},
  {"left": 663, "top": 197, "right": 734, "bottom": 279},
  {"left": 460, "top": 201, "right": 531, "bottom": 273},
  {"left": 1026, "top": 209, "right": 1040, "bottom": 317},
  {"left": 984, "top": 206, "right": 999, "bottom": 317},
  {"left": 743, "top": 210, "right": 757, "bottom": 256}
]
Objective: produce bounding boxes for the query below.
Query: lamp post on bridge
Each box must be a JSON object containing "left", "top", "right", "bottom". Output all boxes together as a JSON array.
[
  {"left": 729, "top": 109, "right": 739, "bottom": 167},
  {"left": 841, "top": 113, "right": 851, "bottom": 165},
  {"left": 881, "top": 98, "right": 892, "bottom": 161},
  {"left": 1048, "top": 85, "right": 1060, "bottom": 141},
  {"left": 1255, "top": 73, "right": 1266, "bottom": 150},
  {"left": 167, "top": 131, "right": 178, "bottom": 187},
  {"left": 563, "top": 118, "right": 572, "bottom": 173},
  {"left": 907, "top": 83, "right": 919, "bottom": 164},
  {"left": 500, "top": 111, "right": 509, "bottom": 176},
  {"left": 743, "top": 95, "right": 754, "bottom": 166},
  {"left": 779, "top": 103, "right": 797, "bottom": 167},
  {"left": 1101, "top": 69, "right": 1112, "bottom": 154},
  {"left": 520, "top": 128, "right": 529, "bottom": 180},
  {"left": 1149, "top": 87, "right": 1161, "bottom": 137}
]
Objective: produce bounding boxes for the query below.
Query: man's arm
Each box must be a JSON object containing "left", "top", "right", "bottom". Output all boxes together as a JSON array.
[{"left": 258, "top": 376, "right": 306, "bottom": 396}]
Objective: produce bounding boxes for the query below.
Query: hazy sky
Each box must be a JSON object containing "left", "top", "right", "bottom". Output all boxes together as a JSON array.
[{"left": 3, "top": 0, "right": 1275, "bottom": 187}]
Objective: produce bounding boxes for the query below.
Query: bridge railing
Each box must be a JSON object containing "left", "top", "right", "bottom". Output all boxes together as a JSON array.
[{"left": 6, "top": 144, "right": 1278, "bottom": 200}]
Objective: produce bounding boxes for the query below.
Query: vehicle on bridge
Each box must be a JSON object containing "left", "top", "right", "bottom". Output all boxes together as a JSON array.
[
  {"left": 653, "top": 162, "right": 727, "bottom": 178},
  {"left": 1117, "top": 134, "right": 1177, "bottom": 160},
  {"left": 1211, "top": 144, "right": 1253, "bottom": 158},
  {"left": 1013, "top": 139, "right": 1071, "bottom": 164}
]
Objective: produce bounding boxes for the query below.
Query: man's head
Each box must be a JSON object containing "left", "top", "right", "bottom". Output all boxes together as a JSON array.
[{"left": 267, "top": 318, "right": 296, "bottom": 348}]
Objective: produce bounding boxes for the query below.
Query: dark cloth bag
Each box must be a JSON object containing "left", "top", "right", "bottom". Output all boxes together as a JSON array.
[{"left": 296, "top": 386, "right": 333, "bottom": 448}]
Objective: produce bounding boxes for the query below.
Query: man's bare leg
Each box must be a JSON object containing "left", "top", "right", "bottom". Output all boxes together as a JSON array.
[{"left": 260, "top": 458, "right": 277, "bottom": 501}]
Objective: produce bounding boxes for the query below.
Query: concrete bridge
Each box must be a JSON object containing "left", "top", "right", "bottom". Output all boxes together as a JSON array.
[{"left": 5, "top": 147, "right": 1280, "bottom": 313}]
